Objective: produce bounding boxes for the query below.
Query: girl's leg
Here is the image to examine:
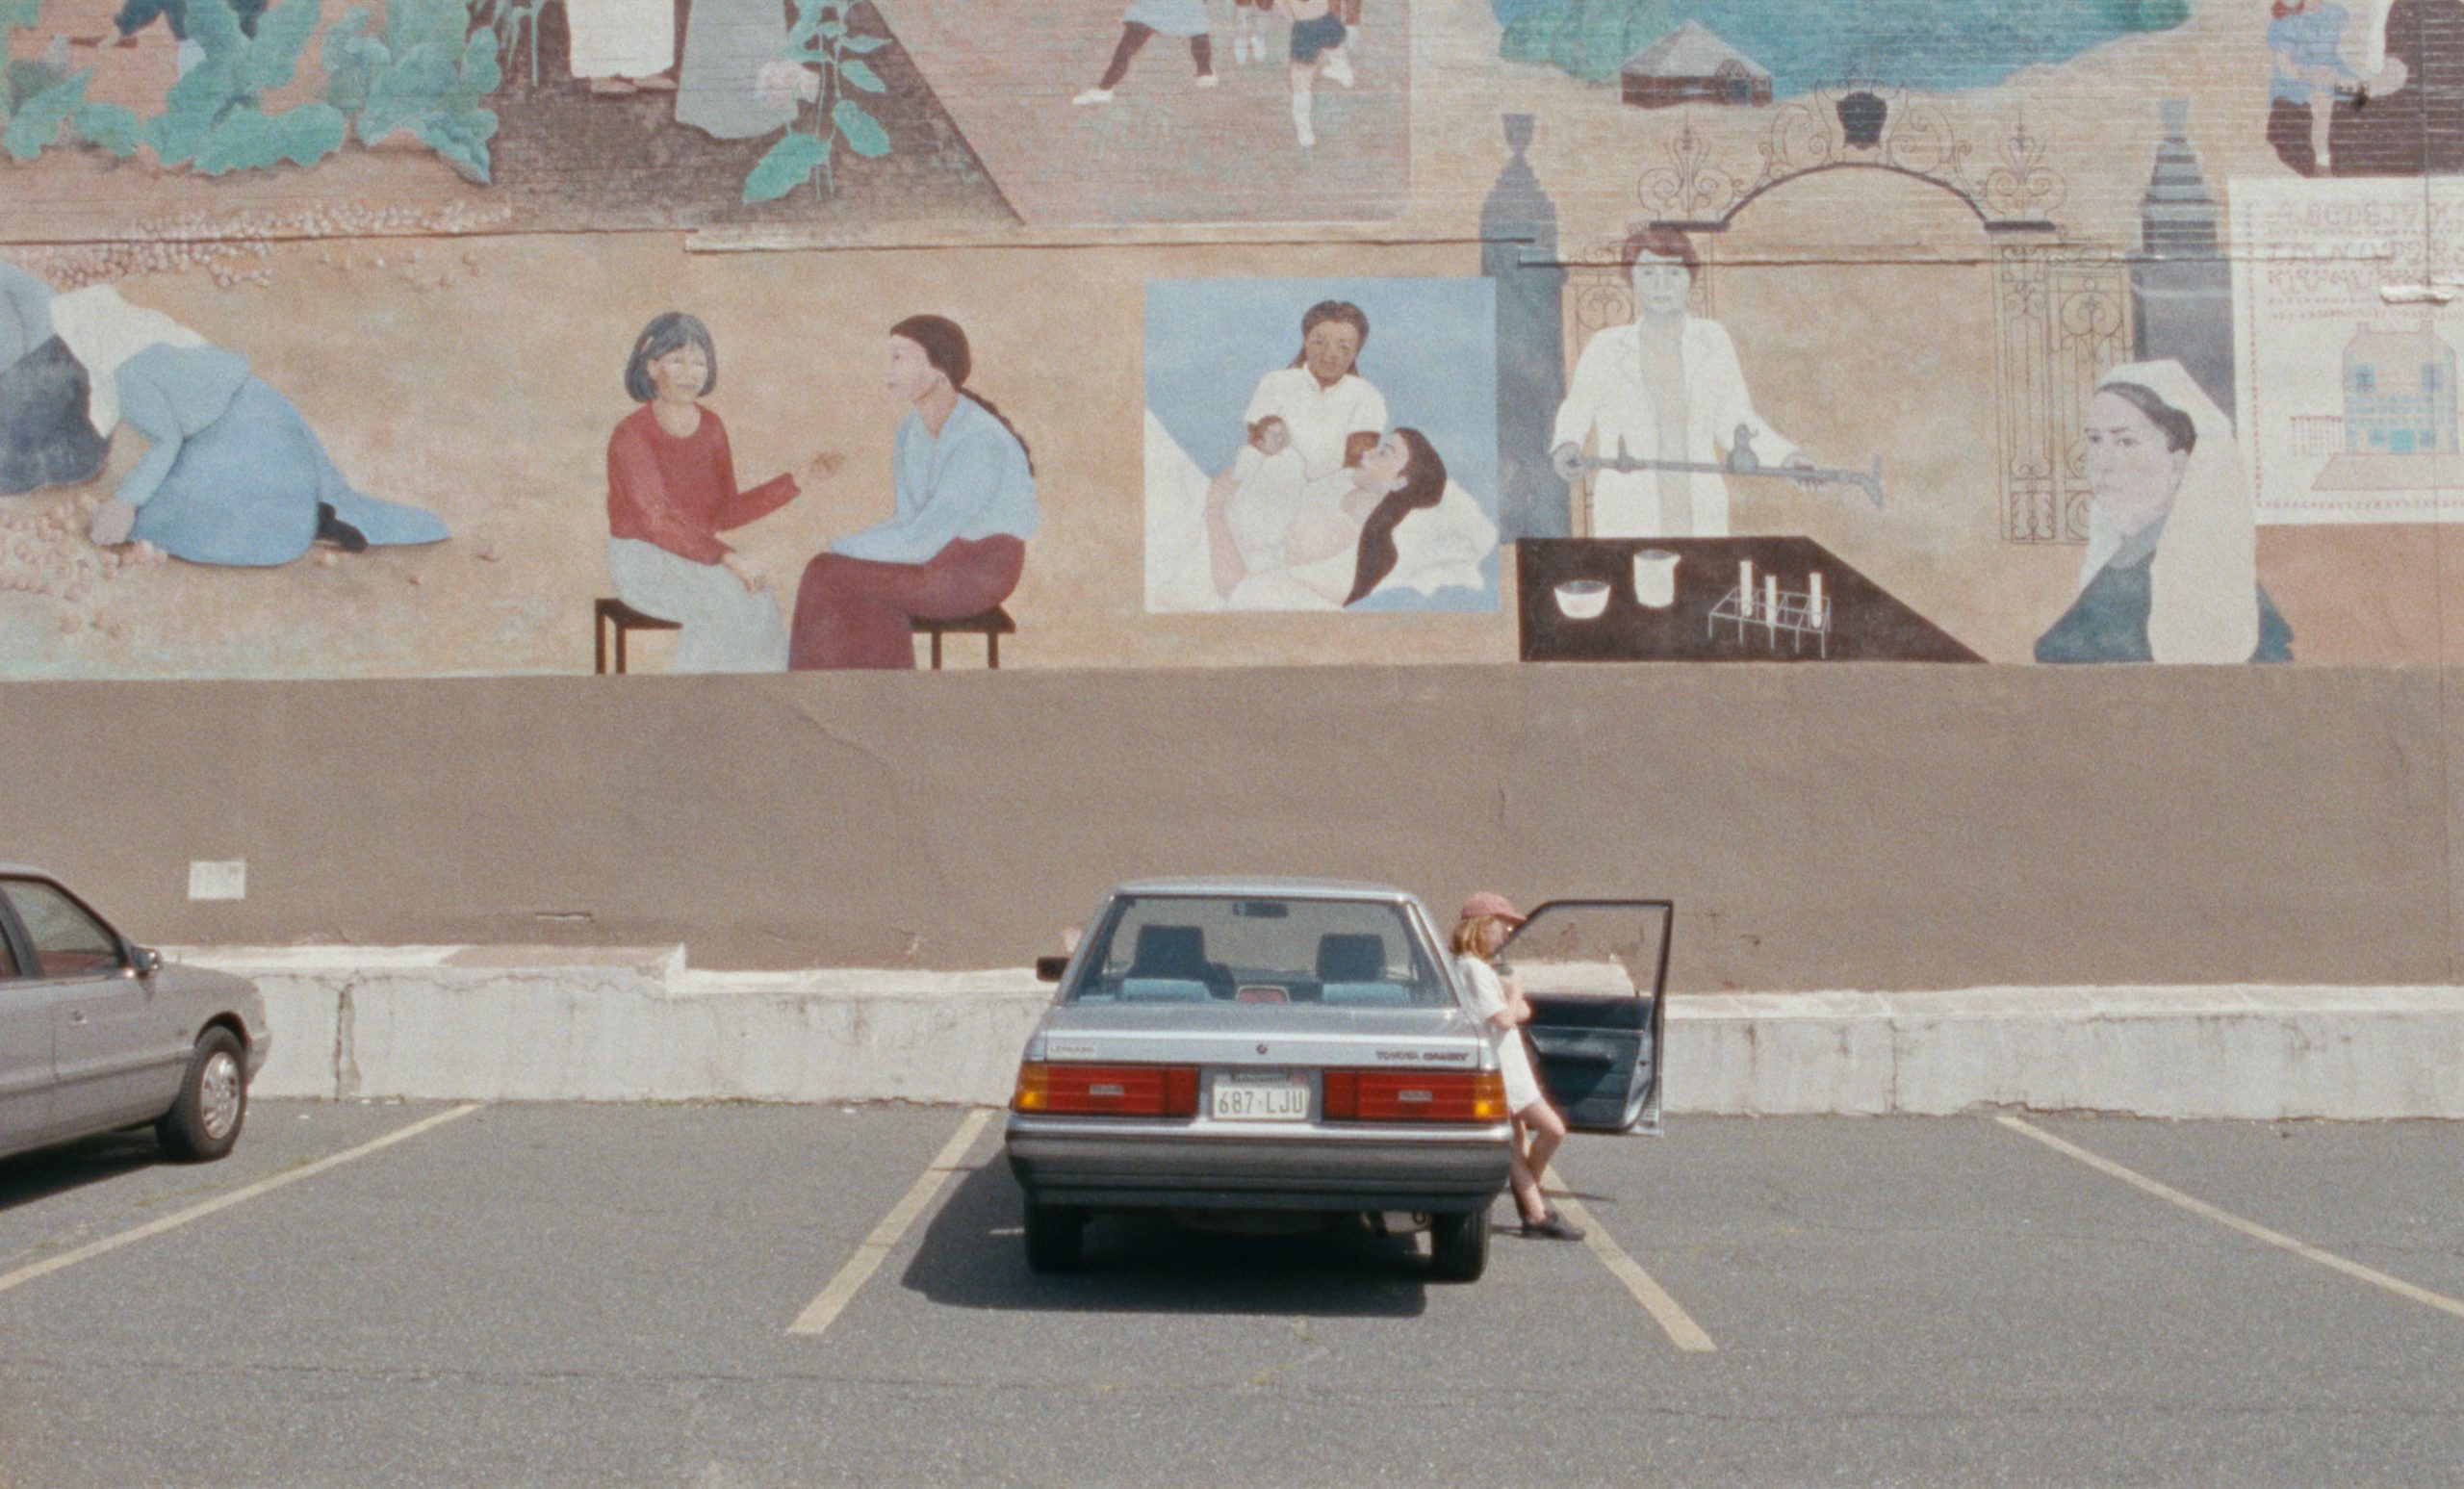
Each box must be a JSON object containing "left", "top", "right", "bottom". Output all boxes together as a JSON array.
[
  {"left": 1190, "top": 33, "right": 1214, "bottom": 83},
  {"left": 1288, "top": 63, "right": 1315, "bottom": 145},
  {"left": 1075, "top": 22, "right": 1152, "bottom": 102},
  {"left": 1520, "top": 1100, "right": 1569, "bottom": 1197},
  {"left": 1506, "top": 1145, "right": 1549, "bottom": 1224},
  {"left": 2309, "top": 91, "right": 2334, "bottom": 173}
]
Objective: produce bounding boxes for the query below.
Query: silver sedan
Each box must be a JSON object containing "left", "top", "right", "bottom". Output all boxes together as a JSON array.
[
  {"left": 1004, "top": 879, "right": 1517, "bottom": 1281},
  {"left": 0, "top": 866, "right": 271, "bottom": 1165}
]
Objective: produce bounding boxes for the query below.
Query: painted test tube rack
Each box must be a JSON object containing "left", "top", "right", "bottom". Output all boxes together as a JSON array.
[{"left": 1707, "top": 581, "right": 1833, "bottom": 657}]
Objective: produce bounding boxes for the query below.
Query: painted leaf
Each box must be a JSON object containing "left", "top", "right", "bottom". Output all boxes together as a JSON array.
[
  {"left": 832, "top": 97, "right": 886, "bottom": 158},
  {"left": 393, "top": 0, "right": 470, "bottom": 53},
  {"left": 834, "top": 32, "right": 886, "bottom": 53},
  {"left": 320, "top": 9, "right": 382, "bottom": 114},
  {"left": 244, "top": 0, "right": 324, "bottom": 94},
  {"left": 456, "top": 30, "right": 501, "bottom": 101},
  {"left": 357, "top": 42, "right": 459, "bottom": 141},
  {"left": 837, "top": 58, "right": 883, "bottom": 93},
  {"left": 742, "top": 129, "right": 827, "bottom": 201},
  {"left": 1, "top": 70, "right": 83, "bottom": 162},
  {"left": 0, "top": 0, "right": 42, "bottom": 32},
  {"left": 411, "top": 107, "right": 493, "bottom": 181},
  {"left": 272, "top": 99, "right": 346, "bottom": 164},
  {"left": 186, "top": 0, "right": 250, "bottom": 62},
  {"left": 192, "top": 105, "right": 279, "bottom": 172},
  {"left": 71, "top": 98, "right": 141, "bottom": 156}
]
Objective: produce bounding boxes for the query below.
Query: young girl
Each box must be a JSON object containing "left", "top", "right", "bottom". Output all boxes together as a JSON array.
[
  {"left": 1277, "top": 0, "right": 1352, "bottom": 146},
  {"left": 1451, "top": 892, "right": 1583, "bottom": 1241}
]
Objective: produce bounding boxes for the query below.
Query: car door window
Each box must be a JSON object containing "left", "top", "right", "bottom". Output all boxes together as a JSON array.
[{"left": 0, "top": 880, "right": 122, "bottom": 978}]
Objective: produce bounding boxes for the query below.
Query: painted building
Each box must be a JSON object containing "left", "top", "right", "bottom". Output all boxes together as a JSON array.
[
  {"left": 1618, "top": 21, "right": 1773, "bottom": 110},
  {"left": 2342, "top": 328, "right": 2458, "bottom": 454}
]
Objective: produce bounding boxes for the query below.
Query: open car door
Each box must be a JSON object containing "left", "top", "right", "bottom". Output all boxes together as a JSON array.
[{"left": 1497, "top": 900, "right": 1672, "bottom": 1135}]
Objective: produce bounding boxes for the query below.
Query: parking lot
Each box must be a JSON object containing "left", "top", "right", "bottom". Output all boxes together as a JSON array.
[{"left": 0, "top": 1101, "right": 2457, "bottom": 1487}]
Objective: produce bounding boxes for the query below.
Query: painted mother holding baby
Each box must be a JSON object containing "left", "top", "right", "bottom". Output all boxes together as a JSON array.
[{"left": 1201, "top": 299, "right": 1448, "bottom": 609}]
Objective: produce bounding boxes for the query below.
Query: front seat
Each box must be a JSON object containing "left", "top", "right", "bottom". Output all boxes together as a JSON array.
[{"left": 1127, "top": 924, "right": 1230, "bottom": 997}]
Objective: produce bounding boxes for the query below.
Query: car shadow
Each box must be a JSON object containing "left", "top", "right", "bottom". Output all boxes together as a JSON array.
[
  {"left": 900, "top": 1164, "right": 1451, "bottom": 1317},
  {"left": 0, "top": 1129, "right": 165, "bottom": 1212}
]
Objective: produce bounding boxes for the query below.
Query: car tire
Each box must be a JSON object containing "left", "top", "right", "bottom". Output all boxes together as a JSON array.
[
  {"left": 157, "top": 1028, "right": 247, "bottom": 1163},
  {"left": 1023, "top": 1200, "right": 1085, "bottom": 1272},
  {"left": 1428, "top": 1205, "right": 1490, "bottom": 1282}
]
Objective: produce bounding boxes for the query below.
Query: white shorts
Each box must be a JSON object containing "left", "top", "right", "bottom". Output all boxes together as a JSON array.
[{"left": 1497, "top": 1029, "right": 1544, "bottom": 1115}]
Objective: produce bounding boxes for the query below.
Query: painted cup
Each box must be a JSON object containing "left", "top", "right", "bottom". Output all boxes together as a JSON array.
[{"left": 1631, "top": 549, "right": 1680, "bottom": 609}]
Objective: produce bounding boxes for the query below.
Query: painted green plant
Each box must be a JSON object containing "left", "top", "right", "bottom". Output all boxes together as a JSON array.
[
  {"left": 322, "top": 0, "right": 500, "bottom": 182},
  {"left": 144, "top": 0, "right": 349, "bottom": 174},
  {"left": 741, "top": 0, "right": 892, "bottom": 203},
  {"left": 0, "top": 3, "right": 142, "bottom": 160}
]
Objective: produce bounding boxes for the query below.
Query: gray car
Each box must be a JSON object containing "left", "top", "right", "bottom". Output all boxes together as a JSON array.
[
  {"left": 1005, "top": 879, "right": 1671, "bottom": 1282},
  {"left": 0, "top": 866, "right": 270, "bottom": 1165}
]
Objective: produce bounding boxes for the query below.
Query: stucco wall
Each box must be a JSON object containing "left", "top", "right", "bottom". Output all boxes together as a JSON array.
[{"left": 5, "top": 663, "right": 2452, "bottom": 988}]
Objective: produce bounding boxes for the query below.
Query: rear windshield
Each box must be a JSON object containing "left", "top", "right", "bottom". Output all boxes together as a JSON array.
[{"left": 1067, "top": 895, "right": 1451, "bottom": 1010}]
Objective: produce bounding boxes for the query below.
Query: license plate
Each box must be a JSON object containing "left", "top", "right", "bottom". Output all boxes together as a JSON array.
[{"left": 1212, "top": 1075, "right": 1310, "bottom": 1122}]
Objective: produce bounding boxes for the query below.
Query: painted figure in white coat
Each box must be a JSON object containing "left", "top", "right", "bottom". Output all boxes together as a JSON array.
[{"left": 1549, "top": 226, "right": 1827, "bottom": 538}]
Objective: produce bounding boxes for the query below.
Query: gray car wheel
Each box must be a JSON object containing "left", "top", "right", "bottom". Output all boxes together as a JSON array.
[
  {"left": 157, "top": 1028, "right": 247, "bottom": 1163},
  {"left": 1428, "top": 1204, "right": 1490, "bottom": 1282}
]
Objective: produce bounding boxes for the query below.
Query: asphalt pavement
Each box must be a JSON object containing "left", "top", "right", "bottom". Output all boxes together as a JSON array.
[{"left": 0, "top": 1101, "right": 2456, "bottom": 1487}]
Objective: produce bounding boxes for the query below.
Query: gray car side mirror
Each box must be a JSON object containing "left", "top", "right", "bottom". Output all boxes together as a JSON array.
[
  {"left": 130, "top": 945, "right": 164, "bottom": 976},
  {"left": 1034, "top": 956, "right": 1069, "bottom": 984}
]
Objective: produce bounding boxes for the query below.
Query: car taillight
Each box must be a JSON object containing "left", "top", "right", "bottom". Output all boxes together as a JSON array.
[
  {"left": 1012, "top": 1063, "right": 1199, "bottom": 1117},
  {"left": 1322, "top": 1069, "right": 1506, "bottom": 1123}
]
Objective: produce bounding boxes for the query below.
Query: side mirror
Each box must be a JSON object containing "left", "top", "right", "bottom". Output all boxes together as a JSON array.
[
  {"left": 1034, "top": 955, "right": 1069, "bottom": 984},
  {"left": 131, "top": 945, "right": 164, "bottom": 976}
]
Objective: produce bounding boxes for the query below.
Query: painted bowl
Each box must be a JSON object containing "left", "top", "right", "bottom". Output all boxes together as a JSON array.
[{"left": 1553, "top": 578, "right": 1611, "bottom": 620}]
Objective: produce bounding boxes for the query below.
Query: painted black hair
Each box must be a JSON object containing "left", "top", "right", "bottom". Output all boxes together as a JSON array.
[
  {"left": 2102, "top": 379, "right": 2197, "bottom": 454},
  {"left": 1344, "top": 427, "right": 1448, "bottom": 607},
  {"left": 890, "top": 313, "right": 1036, "bottom": 475},
  {"left": 625, "top": 312, "right": 718, "bottom": 403}
]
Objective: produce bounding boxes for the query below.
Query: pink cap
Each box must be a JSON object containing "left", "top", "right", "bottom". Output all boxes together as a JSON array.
[{"left": 1459, "top": 890, "right": 1526, "bottom": 925}]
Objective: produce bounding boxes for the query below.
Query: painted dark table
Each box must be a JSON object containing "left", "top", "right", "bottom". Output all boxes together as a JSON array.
[{"left": 1515, "top": 537, "right": 1983, "bottom": 663}]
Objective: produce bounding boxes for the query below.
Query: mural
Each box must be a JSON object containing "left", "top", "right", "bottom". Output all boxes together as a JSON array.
[
  {"left": 1144, "top": 278, "right": 1501, "bottom": 614},
  {"left": 10, "top": 0, "right": 2464, "bottom": 679}
]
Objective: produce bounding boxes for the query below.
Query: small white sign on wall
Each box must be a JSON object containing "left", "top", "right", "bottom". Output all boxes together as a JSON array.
[{"left": 188, "top": 860, "right": 246, "bottom": 901}]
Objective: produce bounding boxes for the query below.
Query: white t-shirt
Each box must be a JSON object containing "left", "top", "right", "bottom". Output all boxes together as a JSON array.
[
  {"left": 1455, "top": 954, "right": 1544, "bottom": 1114},
  {"left": 1245, "top": 366, "right": 1389, "bottom": 480}
]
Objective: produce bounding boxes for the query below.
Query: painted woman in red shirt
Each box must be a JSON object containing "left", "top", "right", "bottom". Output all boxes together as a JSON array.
[{"left": 605, "top": 313, "right": 839, "bottom": 672}]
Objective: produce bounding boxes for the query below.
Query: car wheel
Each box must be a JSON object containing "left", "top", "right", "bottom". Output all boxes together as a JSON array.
[
  {"left": 1023, "top": 1200, "right": 1085, "bottom": 1272},
  {"left": 157, "top": 1028, "right": 247, "bottom": 1163},
  {"left": 1428, "top": 1204, "right": 1490, "bottom": 1282}
]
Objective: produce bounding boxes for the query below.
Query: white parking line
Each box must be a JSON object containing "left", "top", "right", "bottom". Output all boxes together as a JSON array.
[
  {"left": 1999, "top": 1116, "right": 2464, "bottom": 1323},
  {"left": 788, "top": 1106, "right": 993, "bottom": 1339},
  {"left": 1544, "top": 1161, "right": 1717, "bottom": 1353},
  {"left": 0, "top": 1103, "right": 482, "bottom": 1299}
]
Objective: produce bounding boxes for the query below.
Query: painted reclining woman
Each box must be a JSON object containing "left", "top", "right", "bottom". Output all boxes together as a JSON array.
[
  {"left": 1204, "top": 424, "right": 1447, "bottom": 609},
  {"left": 2036, "top": 360, "right": 2293, "bottom": 665},
  {"left": 605, "top": 312, "right": 836, "bottom": 673},
  {"left": 789, "top": 315, "right": 1037, "bottom": 670},
  {"left": 53, "top": 284, "right": 450, "bottom": 566}
]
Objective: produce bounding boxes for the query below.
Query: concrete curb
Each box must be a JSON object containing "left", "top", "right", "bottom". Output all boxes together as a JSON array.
[{"left": 176, "top": 947, "right": 2464, "bottom": 1119}]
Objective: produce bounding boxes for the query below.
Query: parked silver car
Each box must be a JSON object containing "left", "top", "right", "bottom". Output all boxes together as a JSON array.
[{"left": 0, "top": 866, "right": 270, "bottom": 1165}]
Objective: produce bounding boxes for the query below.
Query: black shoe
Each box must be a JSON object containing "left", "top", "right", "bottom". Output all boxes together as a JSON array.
[
  {"left": 1521, "top": 1208, "right": 1584, "bottom": 1242},
  {"left": 315, "top": 502, "right": 369, "bottom": 552}
]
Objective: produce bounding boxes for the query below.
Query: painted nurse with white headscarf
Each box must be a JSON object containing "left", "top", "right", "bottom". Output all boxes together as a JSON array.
[{"left": 2035, "top": 360, "right": 2294, "bottom": 665}]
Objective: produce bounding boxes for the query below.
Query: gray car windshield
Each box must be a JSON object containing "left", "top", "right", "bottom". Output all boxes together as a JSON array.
[{"left": 1067, "top": 895, "right": 1450, "bottom": 1009}]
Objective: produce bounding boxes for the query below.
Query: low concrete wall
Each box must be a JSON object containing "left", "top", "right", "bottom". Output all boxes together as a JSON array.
[{"left": 194, "top": 947, "right": 2464, "bottom": 1119}]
